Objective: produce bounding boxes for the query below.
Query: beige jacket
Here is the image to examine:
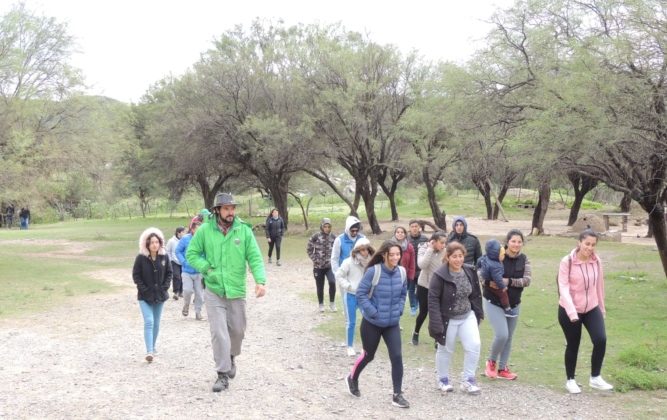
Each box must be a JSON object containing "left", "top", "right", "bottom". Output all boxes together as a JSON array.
[{"left": 417, "top": 243, "right": 445, "bottom": 288}]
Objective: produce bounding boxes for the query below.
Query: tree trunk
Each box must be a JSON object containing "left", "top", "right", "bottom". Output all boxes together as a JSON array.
[
  {"left": 620, "top": 192, "right": 632, "bottom": 213},
  {"left": 351, "top": 191, "right": 361, "bottom": 218},
  {"left": 492, "top": 182, "right": 511, "bottom": 221},
  {"left": 264, "top": 177, "right": 291, "bottom": 228},
  {"left": 645, "top": 203, "right": 667, "bottom": 278},
  {"left": 531, "top": 182, "right": 551, "bottom": 235},
  {"left": 474, "top": 179, "right": 493, "bottom": 220},
  {"left": 423, "top": 167, "right": 447, "bottom": 230},
  {"left": 378, "top": 170, "right": 405, "bottom": 222},
  {"left": 197, "top": 174, "right": 232, "bottom": 209},
  {"left": 356, "top": 178, "right": 382, "bottom": 234},
  {"left": 303, "top": 169, "right": 357, "bottom": 217},
  {"left": 567, "top": 172, "right": 598, "bottom": 226},
  {"left": 288, "top": 192, "right": 313, "bottom": 230}
]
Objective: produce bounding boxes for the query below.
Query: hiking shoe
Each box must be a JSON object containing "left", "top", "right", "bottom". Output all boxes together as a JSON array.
[
  {"left": 319, "top": 304, "right": 325, "bottom": 313},
  {"left": 438, "top": 377, "right": 453, "bottom": 392},
  {"left": 485, "top": 360, "right": 498, "bottom": 378},
  {"left": 347, "top": 347, "right": 356, "bottom": 357},
  {"left": 392, "top": 393, "right": 410, "bottom": 408},
  {"left": 504, "top": 307, "right": 519, "bottom": 318},
  {"left": 346, "top": 375, "right": 360, "bottom": 397},
  {"left": 498, "top": 367, "right": 518, "bottom": 380},
  {"left": 566, "top": 379, "right": 581, "bottom": 394},
  {"left": 182, "top": 304, "right": 189, "bottom": 317},
  {"left": 268, "top": 257, "right": 272, "bottom": 264},
  {"left": 195, "top": 312, "right": 204, "bottom": 321},
  {"left": 276, "top": 260, "right": 281, "bottom": 266},
  {"left": 178, "top": 292, "right": 183, "bottom": 298},
  {"left": 145, "top": 353, "right": 153, "bottom": 363},
  {"left": 228, "top": 356, "right": 237, "bottom": 379},
  {"left": 212, "top": 372, "right": 229, "bottom": 392},
  {"left": 460, "top": 377, "right": 481, "bottom": 395},
  {"left": 173, "top": 294, "right": 179, "bottom": 300},
  {"left": 411, "top": 332, "right": 419, "bottom": 346},
  {"left": 589, "top": 376, "right": 613, "bottom": 391},
  {"left": 329, "top": 302, "right": 337, "bottom": 312}
]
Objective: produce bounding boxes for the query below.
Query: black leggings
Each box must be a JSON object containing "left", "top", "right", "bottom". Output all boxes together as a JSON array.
[
  {"left": 351, "top": 319, "right": 403, "bottom": 394},
  {"left": 413, "top": 285, "right": 429, "bottom": 334},
  {"left": 171, "top": 262, "right": 182, "bottom": 294},
  {"left": 268, "top": 236, "right": 282, "bottom": 260},
  {"left": 313, "top": 268, "right": 336, "bottom": 304},
  {"left": 558, "top": 305, "right": 607, "bottom": 379}
]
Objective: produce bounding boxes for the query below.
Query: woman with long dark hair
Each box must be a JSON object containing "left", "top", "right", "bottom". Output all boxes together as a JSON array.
[
  {"left": 265, "top": 208, "right": 285, "bottom": 266},
  {"left": 345, "top": 240, "right": 409, "bottom": 408}
]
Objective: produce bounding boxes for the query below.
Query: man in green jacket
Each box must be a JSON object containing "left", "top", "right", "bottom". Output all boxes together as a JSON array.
[{"left": 186, "top": 192, "right": 267, "bottom": 392}]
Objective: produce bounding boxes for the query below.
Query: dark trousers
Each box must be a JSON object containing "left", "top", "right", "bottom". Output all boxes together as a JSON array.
[
  {"left": 350, "top": 319, "right": 403, "bottom": 394},
  {"left": 558, "top": 305, "right": 607, "bottom": 379},
  {"left": 171, "top": 262, "right": 183, "bottom": 294},
  {"left": 313, "top": 268, "right": 336, "bottom": 304},
  {"left": 414, "top": 285, "right": 429, "bottom": 334},
  {"left": 268, "top": 236, "right": 282, "bottom": 260}
]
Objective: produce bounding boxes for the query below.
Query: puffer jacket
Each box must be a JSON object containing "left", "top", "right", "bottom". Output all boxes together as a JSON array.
[
  {"left": 447, "top": 216, "right": 482, "bottom": 265},
  {"left": 477, "top": 239, "right": 504, "bottom": 287},
  {"left": 265, "top": 216, "right": 285, "bottom": 239},
  {"left": 186, "top": 216, "right": 266, "bottom": 299},
  {"left": 356, "top": 263, "right": 407, "bottom": 328},
  {"left": 483, "top": 252, "right": 531, "bottom": 308},
  {"left": 132, "top": 227, "right": 172, "bottom": 304},
  {"left": 306, "top": 222, "right": 336, "bottom": 269},
  {"left": 428, "top": 264, "right": 483, "bottom": 344},
  {"left": 176, "top": 233, "right": 201, "bottom": 274}
]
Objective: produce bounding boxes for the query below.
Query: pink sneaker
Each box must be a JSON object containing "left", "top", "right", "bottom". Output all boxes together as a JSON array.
[
  {"left": 485, "top": 360, "right": 497, "bottom": 378},
  {"left": 497, "top": 367, "right": 518, "bottom": 380}
]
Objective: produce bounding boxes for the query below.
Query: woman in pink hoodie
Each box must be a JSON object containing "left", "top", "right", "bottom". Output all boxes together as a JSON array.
[{"left": 557, "top": 229, "right": 613, "bottom": 394}]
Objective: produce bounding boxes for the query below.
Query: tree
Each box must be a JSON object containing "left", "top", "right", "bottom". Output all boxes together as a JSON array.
[{"left": 566, "top": 172, "right": 598, "bottom": 226}]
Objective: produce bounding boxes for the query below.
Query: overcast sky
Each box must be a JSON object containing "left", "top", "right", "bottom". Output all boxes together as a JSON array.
[{"left": 2, "top": 0, "right": 515, "bottom": 103}]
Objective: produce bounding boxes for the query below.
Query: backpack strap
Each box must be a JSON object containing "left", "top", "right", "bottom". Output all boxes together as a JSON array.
[{"left": 369, "top": 264, "right": 407, "bottom": 298}]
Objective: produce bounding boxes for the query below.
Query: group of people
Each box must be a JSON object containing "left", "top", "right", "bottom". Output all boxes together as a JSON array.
[
  {"left": 1, "top": 204, "right": 30, "bottom": 229},
  {"left": 132, "top": 196, "right": 612, "bottom": 406},
  {"left": 307, "top": 215, "right": 612, "bottom": 407}
]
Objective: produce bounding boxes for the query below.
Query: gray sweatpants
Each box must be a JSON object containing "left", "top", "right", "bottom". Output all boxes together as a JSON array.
[
  {"left": 484, "top": 299, "right": 519, "bottom": 370},
  {"left": 204, "top": 288, "right": 247, "bottom": 373},
  {"left": 182, "top": 272, "right": 204, "bottom": 313},
  {"left": 435, "top": 310, "right": 481, "bottom": 382}
]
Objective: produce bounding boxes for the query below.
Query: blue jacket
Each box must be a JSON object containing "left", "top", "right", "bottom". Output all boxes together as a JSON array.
[
  {"left": 356, "top": 263, "right": 407, "bottom": 328},
  {"left": 176, "top": 233, "right": 200, "bottom": 275},
  {"left": 477, "top": 239, "right": 505, "bottom": 289}
]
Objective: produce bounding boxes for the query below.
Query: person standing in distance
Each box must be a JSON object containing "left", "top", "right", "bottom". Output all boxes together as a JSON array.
[
  {"left": 330, "top": 215, "right": 365, "bottom": 314},
  {"left": 407, "top": 220, "right": 429, "bottom": 315},
  {"left": 306, "top": 218, "right": 337, "bottom": 312},
  {"left": 265, "top": 208, "right": 285, "bottom": 266},
  {"left": 447, "top": 216, "right": 482, "bottom": 266},
  {"left": 186, "top": 193, "right": 267, "bottom": 392}
]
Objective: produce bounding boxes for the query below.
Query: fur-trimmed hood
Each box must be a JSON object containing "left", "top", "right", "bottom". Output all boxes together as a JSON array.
[{"left": 138, "top": 227, "right": 166, "bottom": 257}]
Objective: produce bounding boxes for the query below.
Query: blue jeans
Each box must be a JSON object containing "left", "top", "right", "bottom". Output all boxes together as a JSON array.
[
  {"left": 407, "top": 281, "right": 417, "bottom": 310},
  {"left": 344, "top": 292, "right": 359, "bottom": 347},
  {"left": 139, "top": 300, "right": 164, "bottom": 354}
]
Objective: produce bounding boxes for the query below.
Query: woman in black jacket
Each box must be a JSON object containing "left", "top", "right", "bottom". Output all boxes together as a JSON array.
[
  {"left": 265, "top": 208, "right": 285, "bottom": 266},
  {"left": 132, "top": 227, "right": 172, "bottom": 362},
  {"left": 428, "top": 241, "right": 483, "bottom": 395}
]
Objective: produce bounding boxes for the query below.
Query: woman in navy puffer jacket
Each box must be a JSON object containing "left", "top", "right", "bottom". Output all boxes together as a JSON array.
[{"left": 345, "top": 240, "right": 410, "bottom": 409}]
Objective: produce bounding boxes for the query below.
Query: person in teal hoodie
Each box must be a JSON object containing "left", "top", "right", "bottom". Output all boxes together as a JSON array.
[{"left": 186, "top": 193, "right": 267, "bottom": 393}]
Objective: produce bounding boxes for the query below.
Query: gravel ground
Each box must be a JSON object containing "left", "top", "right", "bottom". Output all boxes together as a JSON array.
[{"left": 0, "top": 257, "right": 639, "bottom": 419}]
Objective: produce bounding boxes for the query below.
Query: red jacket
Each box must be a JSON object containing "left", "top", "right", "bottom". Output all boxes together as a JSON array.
[{"left": 400, "top": 242, "right": 416, "bottom": 281}]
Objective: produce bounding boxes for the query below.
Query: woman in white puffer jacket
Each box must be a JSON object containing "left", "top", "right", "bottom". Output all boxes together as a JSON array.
[{"left": 336, "top": 238, "right": 374, "bottom": 356}]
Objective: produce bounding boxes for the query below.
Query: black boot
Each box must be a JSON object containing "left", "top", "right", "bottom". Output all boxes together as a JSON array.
[
  {"left": 228, "top": 355, "right": 237, "bottom": 379},
  {"left": 212, "top": 372, "right": 229, "bottom": 392},
  {"left": 411, "top": 332, "right": 419, "bottom": 346}
]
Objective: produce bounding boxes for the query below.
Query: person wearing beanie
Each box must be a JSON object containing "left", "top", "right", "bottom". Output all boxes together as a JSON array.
[
  {"left": 176, "top": 215, "right": 206, "bottom": 320},
  {"left": 165, "top": 226, "right": 186, "bottom": 300},
  {"left": 132, "top": 227, "right": 172, "bottom": 362},
  {"left": 336, "top": 237, "right": 374, "bottom": 356},
  {"left": 306, "top": 218, "right": 337, "bottom": 312}
]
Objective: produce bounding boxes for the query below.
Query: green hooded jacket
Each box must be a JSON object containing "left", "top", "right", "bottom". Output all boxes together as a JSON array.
[{"left": 186, "top": 216, "right": 266, "bottom": 299}]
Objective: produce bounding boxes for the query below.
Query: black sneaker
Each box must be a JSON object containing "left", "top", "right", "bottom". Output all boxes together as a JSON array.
[
  {"left": 411, "top": 332, "right": 419, "bottom": 346},
  {"left": 346, "top": 375, "right": 360, "bottom": 397},
  {"left": 212, "top": 372, "right": 229, "bottom": 392},
  {"left": 392, "top": 393, "right": 410, "bottom": 408},
  {"left": 228, "top": 356, "right": 236, "bottom": 379}
]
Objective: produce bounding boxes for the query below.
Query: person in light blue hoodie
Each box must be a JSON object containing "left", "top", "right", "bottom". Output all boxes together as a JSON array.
[
  {"left": 176, "top": 215, "right": 205, "bottom": 320},
  {"left": 330, "top": 215, "right": 365, "bottom": 314}
]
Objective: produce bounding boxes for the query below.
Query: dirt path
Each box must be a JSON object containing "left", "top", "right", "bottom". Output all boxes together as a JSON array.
[{"left": 0, "top": 254, "right": 635, "bottom": 419}]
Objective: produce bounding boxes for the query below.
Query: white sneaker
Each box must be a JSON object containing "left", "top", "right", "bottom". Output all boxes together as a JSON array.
[
  {"left": 318, "top": 304, "right": 325, "bottom": 313},
  {"left": 589, "top": 376, "right": 613, "bottom": 391},
  {"left": 346, "top": 347, "right": 356, "bottom": 357},
  {"left": 566, "top": 379, "right": 581, "bottom": 394},
  {"left": 438, "top": 377, "right": 453, "bottom": 392},
  {"left": 329, "top": 303, "right": 337, "bottom": 312},
  {"left": 460, "top": 377, "right": 481, "bottom": 395}
]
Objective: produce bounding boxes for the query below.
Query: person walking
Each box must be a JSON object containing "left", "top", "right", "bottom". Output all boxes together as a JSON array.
[
  {"left": 558, "top": 229, "right": 613, "bottom": 394},
  {"left": 345, "top": 240, "right": 410, "bottom": 408},
  {"left": 393, "top": 226, "right": 416, "bottom": 315},
  {"left": 186, "top": 193, "right": 267, "bottom": 392},
  {"left": 408, "top": 220, "right": 429, "bottom": 315},
  {"left": 336, "top": 238, "right": 374, "bottom": 356},
  {"left": 132, "top": 227, "right": 172, "bottom": 363},
  {"left": 306, "top": 217, "right": 337, "bottom": 312},
  {"left": 265, "top": 208, "right": 285, "bottom": 266},
  {"left": 331, "top": 215, "right": 365, "bottom": 314},
  {"left": 166, "top": 226, "right": 186, "bottom": 300},
  {"left": 428, "top": 242, "right": 484, "bottom": 395},
  {"left": 483, "top": 229, "right": 531, "bottom": 380},
  {"left": 411, "top": 231, "right": 447, "bottom": 345},
  {"left": 177, "top": 216, "right": 205, "bottom": 320},
  {"left": 447, "top": 216, "right": 482, "bottom": 266},
  {"left": 19, "top": 207, "right": 30, "bottom": 230}
]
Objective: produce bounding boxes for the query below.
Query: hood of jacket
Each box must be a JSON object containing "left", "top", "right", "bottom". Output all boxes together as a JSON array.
[
  {"left": 139, "top": 227, "right": 166, "bottom": 257},
  {"left": 320, "top": 217, "right": 332, "bottom": 232},
  {"left": 451, "top": 216, "right": 468, "bottom": 237},
  {"left": 344, "top": 215, "right": 362, "bottom": 237},
  {"left": 484, "top": 239, "right": 502, "bottom": 261}
]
